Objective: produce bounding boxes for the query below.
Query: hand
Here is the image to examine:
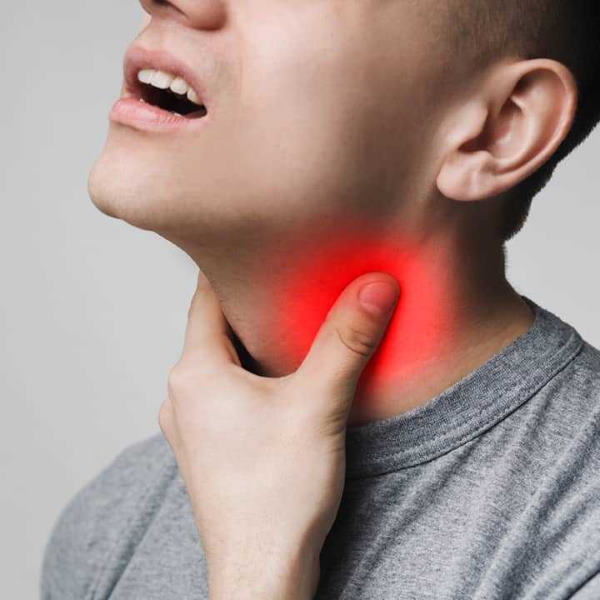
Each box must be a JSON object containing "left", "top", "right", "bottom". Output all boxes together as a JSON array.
[{"left": 159, "top": 269, "right": 399, "bottom": 600}]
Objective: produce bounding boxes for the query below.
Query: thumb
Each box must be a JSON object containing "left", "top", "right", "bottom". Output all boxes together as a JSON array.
[{"left": 295, "top": 272, "right": 399, "bottom": 398}]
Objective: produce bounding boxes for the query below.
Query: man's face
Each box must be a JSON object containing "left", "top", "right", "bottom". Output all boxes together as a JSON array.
[{"left": 89, "top": 0, "right": 450, "bottom": 246}]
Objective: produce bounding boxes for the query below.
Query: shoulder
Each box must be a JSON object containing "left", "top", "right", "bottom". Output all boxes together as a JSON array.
[
  {"left": 524, "top": 340, "right": 600, "bottom": 573},
  {"left": 514, "top": 302, "right": 600, "bottom": 426},
  {"left": 544, "top": 339, "right": 600, "bottom": 421},
  {"left": 564, "top": 340, "right": 600, "bottom": 394},
  {"left": 531, "top": 335, "right": 600, "bottom": 458},
  {"left": 40, "top": 432, "right": 175, "bottom": 599}
]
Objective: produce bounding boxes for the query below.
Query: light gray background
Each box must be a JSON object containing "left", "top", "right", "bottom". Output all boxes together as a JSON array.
[{"left": 1, "top": 2, "right": 599, "bottom": 598}]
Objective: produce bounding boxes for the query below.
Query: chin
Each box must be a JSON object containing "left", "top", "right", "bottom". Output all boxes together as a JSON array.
[
  {"left": 86, "top": 145, "right": 251, "bottom": 247},
  {"left": 87, "top": 141, "right": 185, "bottom": 234},
  {"left": 87, "top": 154, "right": 120, "bottom": 220}
]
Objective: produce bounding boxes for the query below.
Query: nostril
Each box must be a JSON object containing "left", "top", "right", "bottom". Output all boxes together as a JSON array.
[{"left": 143, "top": 0, "right": 227, "bottom": 31}]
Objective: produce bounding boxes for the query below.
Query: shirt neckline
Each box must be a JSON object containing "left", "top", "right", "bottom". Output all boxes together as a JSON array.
[{"left": 344, "top": 298, "right": 584, "bottom": 479}]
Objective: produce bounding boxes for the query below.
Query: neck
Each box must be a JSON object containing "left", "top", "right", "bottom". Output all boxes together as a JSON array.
[{"left": 169, "top": 223, "right": 533, "bottom": 427}]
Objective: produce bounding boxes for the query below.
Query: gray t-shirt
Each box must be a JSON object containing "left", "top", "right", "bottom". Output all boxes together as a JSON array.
[{"left": 40, "top": 300, "right": 600, "bottom": 599}]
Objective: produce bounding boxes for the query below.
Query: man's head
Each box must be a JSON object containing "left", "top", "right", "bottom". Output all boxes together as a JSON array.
[{"left": 88, "top": 0, "right": 600, "bottom": 255}]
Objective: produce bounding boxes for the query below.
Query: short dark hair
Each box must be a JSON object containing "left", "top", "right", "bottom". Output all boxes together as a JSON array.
[{"left": 444, "top": 1, "right": 600, "bottom": 240}]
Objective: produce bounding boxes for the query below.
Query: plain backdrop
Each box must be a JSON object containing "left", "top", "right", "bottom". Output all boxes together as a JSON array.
[{"left": 2, "top": 2, "right": 599, "bottom": 598}]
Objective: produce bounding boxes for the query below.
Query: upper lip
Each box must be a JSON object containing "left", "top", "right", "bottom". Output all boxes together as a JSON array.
[{"left": 123, "top": 44, "right": 210, "bottom": 109}]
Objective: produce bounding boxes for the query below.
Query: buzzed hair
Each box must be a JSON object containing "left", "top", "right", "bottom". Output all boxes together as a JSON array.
[{"left": 444, "top": 1, "right": 600, "bottom": 240}]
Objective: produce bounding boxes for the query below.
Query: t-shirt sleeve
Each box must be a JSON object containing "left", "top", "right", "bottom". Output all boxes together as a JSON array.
[{"left": 39, "top": 433, "right": 172, "bottom": 600}]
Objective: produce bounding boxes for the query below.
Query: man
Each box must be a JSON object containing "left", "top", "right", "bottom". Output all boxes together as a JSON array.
[{"left": 41, "top": 0, "right": 600, "bottom": 598}]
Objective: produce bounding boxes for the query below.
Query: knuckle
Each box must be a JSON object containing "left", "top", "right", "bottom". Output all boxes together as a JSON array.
[
  {"left": 335, "top": 323, "right": 376, "bottom": 358},
  {"left": 167, "top": 362, "right": 195, "bottom": 395},
  {"left": 158, "top": 399, "right": 174, "bottom": 436}
]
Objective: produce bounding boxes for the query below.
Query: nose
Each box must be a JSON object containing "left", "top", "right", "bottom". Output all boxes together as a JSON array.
[{"left": 139, "top": 0, "right": 226, "bottom": 30}]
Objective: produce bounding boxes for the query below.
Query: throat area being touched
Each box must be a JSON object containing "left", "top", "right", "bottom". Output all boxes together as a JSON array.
[{"left": 135, "top": 69, "right": 208, "bottom": 119}]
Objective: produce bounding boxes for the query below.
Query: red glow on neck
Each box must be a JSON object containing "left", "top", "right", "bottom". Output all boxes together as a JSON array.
[{"left": 273, "top": 234, "right": 452, "bottom": 392}]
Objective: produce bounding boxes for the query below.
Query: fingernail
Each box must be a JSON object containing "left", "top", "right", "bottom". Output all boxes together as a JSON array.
[{"left": 358, "top": 281, "right": 399, "bottom": 317}]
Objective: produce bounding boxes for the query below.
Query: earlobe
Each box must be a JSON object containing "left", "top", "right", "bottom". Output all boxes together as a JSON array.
[{"left": 436, "top": 59, "right": 578, "bottom": 202}]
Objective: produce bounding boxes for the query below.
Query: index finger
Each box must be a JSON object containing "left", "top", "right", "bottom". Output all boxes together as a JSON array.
[{"left": 180, "top": 270, "right": 241, "bottom": 368}]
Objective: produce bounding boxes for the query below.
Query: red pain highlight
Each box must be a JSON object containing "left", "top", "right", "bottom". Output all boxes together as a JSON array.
[{"left": 273, "top": 233, "right": 452, "bottom": 391}]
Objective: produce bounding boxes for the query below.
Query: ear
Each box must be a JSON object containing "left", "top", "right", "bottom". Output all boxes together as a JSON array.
[{"left": 436, "top": 59, "right": 578, "bottom": 202}]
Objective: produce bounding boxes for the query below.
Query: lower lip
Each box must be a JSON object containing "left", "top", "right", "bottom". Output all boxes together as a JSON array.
[{"left": 109, "top": 96, "right": 209, "bottom": 132}]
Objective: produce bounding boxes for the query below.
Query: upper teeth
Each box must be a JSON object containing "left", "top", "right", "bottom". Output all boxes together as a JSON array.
[{"left": 137, "top": 69, "right": 202, "bottom": 105}]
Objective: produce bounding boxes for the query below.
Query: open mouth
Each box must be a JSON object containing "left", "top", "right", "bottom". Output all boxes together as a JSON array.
[{"left": 134, "top": 69, "right": 208, "bottom": 119}]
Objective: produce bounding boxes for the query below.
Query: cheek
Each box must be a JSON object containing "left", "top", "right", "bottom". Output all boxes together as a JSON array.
[{"left": 223, "top": 30, "right": 386, "bottom": 224}]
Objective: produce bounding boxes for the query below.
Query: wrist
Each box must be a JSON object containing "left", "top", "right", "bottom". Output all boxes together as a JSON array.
[{"left": 207, "top": 542, "right": 320, "bottom": 600}]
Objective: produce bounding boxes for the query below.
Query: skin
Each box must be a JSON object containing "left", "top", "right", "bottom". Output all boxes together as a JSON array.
[{"left": 87, "top": 0, "right": 579, "bottom": 596}]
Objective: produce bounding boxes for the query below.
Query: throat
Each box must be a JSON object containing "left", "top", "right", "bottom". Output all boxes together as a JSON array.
[{"left": 191, "top": 230, "right": 534, "bottom": 427}]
